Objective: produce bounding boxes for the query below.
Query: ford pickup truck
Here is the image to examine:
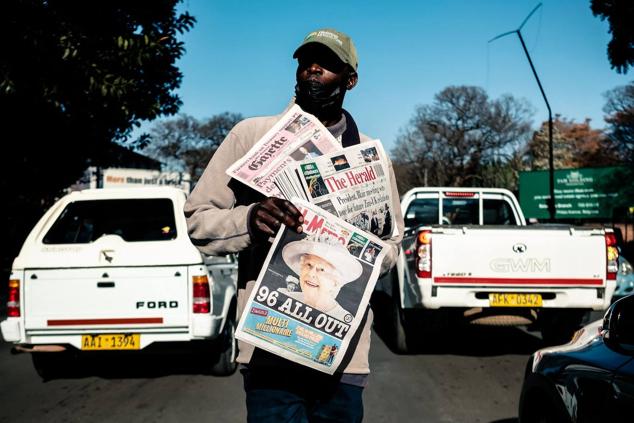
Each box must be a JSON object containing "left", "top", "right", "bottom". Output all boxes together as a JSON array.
[
  {"left": 375, "top": 187, "right": 618, "bottom": 352},
  {"left": 1, "top": 187, "right": 238, "bottom": 377}
]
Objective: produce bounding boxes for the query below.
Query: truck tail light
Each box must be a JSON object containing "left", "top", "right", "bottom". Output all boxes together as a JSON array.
[
  {"left": 192, "top": 275, "right": 210, "bottom": 314},
  {"left": 8, "top": 279, "right": 20, "bottom": 317},
  {"left": 444, "top": 191, "right": 476, "bottom": 198},
  {"left": 605, "top": 232, "right": 619, "bottom": 281},
  {"left": 416, "top": 230, "right": 432, "bottom": 278}
]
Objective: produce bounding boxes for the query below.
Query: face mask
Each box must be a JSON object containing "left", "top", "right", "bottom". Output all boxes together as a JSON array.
[{"left": 294, "top": 79, "right": 344, "bottom": 116}]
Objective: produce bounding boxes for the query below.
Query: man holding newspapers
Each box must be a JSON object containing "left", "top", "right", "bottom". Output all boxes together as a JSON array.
[{"left": 185, "top": 28, "right": 404, "bottom": 423}]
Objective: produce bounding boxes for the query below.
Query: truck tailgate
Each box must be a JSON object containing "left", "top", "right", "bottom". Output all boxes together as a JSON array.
[
  {"left": 432, "top": 228, "right": 605, "bottom": 287},
  {"left": 24, "top": 266, "right": 189, "bottom": 331}
]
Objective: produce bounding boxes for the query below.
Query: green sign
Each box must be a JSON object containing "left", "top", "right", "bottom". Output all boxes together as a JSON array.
[{"left": 519, "top": 167, "right": 629, "bottom": 219}]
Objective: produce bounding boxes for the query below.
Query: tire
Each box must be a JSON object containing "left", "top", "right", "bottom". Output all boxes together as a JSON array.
[
  {"left": 520, "top": 393, "right": 570, "bottom": 423},
  {"left": 539, "top": 309, "right": 587, "bottom": 346},
  {"left": 391, "top": 287, "right": 452, "bottom": 353},
  {"left": 392, "top": 293, "right": 410, "bottom": 354},
  {"left": 391, "top": 287, "right": 423, "bottom": 354},
  {"left": 519, "top": 376, "right": 572, "bottom": 423},
  {"left": 31, "top": 352, "right": 74, "bottom": 380},
  {"left": 208, "top": 317, "right": 238, "bottom": 376}
]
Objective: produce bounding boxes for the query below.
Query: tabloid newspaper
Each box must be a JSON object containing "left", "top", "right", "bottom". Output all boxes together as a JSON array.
[
  {"left": 235, "top": 200, "right": 388, "bottom": 374},
  {"left": 225, "top": 104, "right": 341, "bottom": 198},
  {"left": 275, "top": 140, "right": 398, "bottom": 239}
]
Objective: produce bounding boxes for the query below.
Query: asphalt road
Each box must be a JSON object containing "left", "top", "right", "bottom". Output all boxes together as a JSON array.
[{"left": 0, "top": 321, "right": 551, "bottom": 423}]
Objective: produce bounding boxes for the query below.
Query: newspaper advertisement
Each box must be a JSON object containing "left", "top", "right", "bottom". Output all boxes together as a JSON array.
[
  {"left": 235, "top": 200, "right": 388, "bottom": 374},
  {"left": 225, "top": 104, "right": 341, "bottom": 198},
  {"left": 275, "top": 140, "right": 397, "bottom": 239}
]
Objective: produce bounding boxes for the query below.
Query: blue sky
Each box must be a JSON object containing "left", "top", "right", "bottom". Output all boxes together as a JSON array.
[{"left": 148, "top": 0, "right": 632, "bottom": 154}]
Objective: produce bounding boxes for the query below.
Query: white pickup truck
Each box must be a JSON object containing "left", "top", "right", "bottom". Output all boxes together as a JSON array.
[
  {"left": 376, "top": 187, "right": 618, "bottom": 352},
  {"left": 1, "top": 187, "right": 238, "bottom": 377}
]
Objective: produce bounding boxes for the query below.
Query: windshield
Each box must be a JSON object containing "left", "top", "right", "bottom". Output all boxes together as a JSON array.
[{"left": 43, "top": 198, "right": 177, "bottom": 244}]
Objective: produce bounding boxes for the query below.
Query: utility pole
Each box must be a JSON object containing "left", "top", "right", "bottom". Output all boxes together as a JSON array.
[{"left": 489, "top": 3, "right": 556, "bottom": 221}]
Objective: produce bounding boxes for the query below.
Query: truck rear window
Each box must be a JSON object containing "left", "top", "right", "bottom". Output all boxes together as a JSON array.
[
  {"left": 404, "top": 198, "right": 439, "bottom": 227},
  {"left": 405, "top": 198, "right": 480, "bottom": 226},
  {"left": 43, "top": 199, "right": 177, "bottom": 244},
  {"left": 483, "top": 199, "right": 517, "bottom": 225},
  {"left": 442, "top": 198, "right": 478, "bottom": 225}
]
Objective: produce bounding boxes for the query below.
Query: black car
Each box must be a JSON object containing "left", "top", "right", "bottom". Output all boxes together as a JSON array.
[{"left": 519, "top": 294, "right": 634, "bottom": 423}]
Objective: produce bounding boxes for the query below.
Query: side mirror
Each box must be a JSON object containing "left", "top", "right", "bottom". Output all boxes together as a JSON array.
[{"left": 604, "top": 294, "right": 634, "bottom": 354}]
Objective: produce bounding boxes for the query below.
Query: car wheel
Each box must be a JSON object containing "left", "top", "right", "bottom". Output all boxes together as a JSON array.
[
  {"left": 391, "top": 286, "right": 451, "bottom": 353},
  {"left": 392, "top": 293, "right": 410, "bottom": 353},
  {"left": 31, "top": 351, "right": 74, "bottom": 380},
  {"left": 391, "top": 282, "right": 421, "bottom": 354},
  {"left": 207, "top": 317, "right": 238, "bottom": 377},
  {"left": 520, "top": 393, "right": 570, "bottom": 423},
  {"left": 539, "top": 309, "right": 587, "bottom": 346},
  {"left": 519, "top": 375, "right": 572, "bottom": 423}
]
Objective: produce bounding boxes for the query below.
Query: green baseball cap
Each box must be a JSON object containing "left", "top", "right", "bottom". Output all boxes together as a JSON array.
[{"left": 293, "top": 28, "right": 358, "bottom": 71}]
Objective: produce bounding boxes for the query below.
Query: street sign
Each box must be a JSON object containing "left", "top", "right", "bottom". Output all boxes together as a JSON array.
[{"left": 519, "top": 167, "right": 630, "bottom": 220}]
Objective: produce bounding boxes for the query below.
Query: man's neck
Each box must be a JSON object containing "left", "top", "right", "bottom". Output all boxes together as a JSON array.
[
  {"left": 319, "top": 111, "right": 343, "bottom": 128},
  {"left": 296, "top": 103, "right": 342, "bottom": 127},
  {"left": 325, "top": 113, "right": 346, "bottom": 140}
]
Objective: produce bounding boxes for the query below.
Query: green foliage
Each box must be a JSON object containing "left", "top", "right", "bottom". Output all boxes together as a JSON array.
[
  {"left": 391, "top": 86, "right": 534, "bottom": 193},
  {"left": 525, "top": 116, "right": 617, "bottom": 170},
  {"left": 602, "top": 81, "right": 634, "bottom": 213},
  {"left": 0, "top": 1, "right": 195, "bottom": 271},
  {"left": 143, "top": 113, "right": 244, "bottom": 185},
  {"left": 603, "top": 81, "right": 634, "bottom": 163},
  {"left": 591, "top": 0, "right": 634, "bottom": 74}
]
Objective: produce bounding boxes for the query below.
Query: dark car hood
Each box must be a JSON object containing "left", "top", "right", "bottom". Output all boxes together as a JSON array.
[{"left": 535, "top": 339, "right": 634, "bottom": 376}]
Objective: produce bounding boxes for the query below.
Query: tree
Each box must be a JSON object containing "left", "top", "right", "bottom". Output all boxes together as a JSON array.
[
  {"left": 525, "top": 116, "right": 617, "bottom": 170},
  {"left": 144, "top": 112, "right": 243, "bottom": 184},
  {"left": 603, "top": 81, "right": 634, "bottom": 163},
  {"left": 601, "top": 81, "right": 634, "bottom": 224},
  {"left": 391, "top": 86, "right": 534, "bottom": 193},
  {"left": 591, "top": 0, "right": 634, "bottom": 74},
  {"left": 1, "top": 1, "right": 194, "bottom": 272}
]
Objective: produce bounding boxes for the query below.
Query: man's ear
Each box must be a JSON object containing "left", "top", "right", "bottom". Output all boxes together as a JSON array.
[{"left": 346, "top": 71, "right": 358, "bottom": 91}]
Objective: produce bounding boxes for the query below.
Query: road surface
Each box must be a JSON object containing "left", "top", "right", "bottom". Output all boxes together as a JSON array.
[{"left": 0, "top": 322, "right": 548, "bottom": 423}]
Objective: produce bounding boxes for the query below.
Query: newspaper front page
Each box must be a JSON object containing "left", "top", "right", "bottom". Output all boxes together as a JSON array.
[
  {"left": 275, "top": 140, "right": 397, "bottom": 239},
  {"left": 235, "top": 200, "right": 388, "bottom": 374},
  {"left": 225, "top": 104, "right": 341, "bottom": 198}
]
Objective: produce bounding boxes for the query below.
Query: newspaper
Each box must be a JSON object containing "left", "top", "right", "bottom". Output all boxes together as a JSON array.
[
  {"left": 275, "top": 140, "right": 398, "bottom": 239},
  {"left": 225, "top": 104, "right": 341, "bottom": 198},
  {"left": 235, "top": 200, "right": 388, "bottom": 374}
]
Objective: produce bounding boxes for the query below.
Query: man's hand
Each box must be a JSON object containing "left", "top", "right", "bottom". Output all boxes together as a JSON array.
[{"left": 249, "top": 197, "right": 304, "bottom": 241}]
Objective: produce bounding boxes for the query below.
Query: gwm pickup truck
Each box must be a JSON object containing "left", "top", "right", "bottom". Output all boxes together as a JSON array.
[
  {"left": 375, "top": 187, "right": 618, "bottom": 352},
  {"left": 1, "top": 187, "right": 238, "bottom": 377}
]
